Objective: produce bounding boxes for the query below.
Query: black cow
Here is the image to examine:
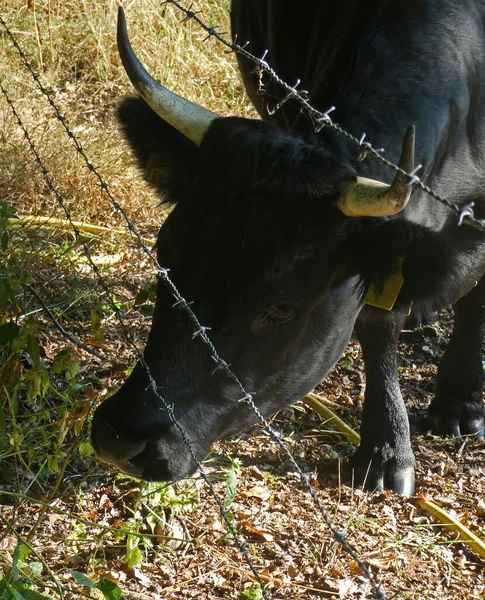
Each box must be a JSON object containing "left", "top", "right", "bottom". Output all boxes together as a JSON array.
[{"left": 92, "top": 1, "right": 485, "bottom": 494}]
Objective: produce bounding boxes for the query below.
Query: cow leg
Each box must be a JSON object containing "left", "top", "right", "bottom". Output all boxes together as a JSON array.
[
  {"left": 429, "top": 279, "right": 485, "bottom": 439},
  {"left": 354, "top": 308, "right": 414, "bottom": 495}
]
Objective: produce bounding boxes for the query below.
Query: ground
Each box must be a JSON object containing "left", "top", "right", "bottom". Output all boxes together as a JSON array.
[
  {"left": 0, "top": 1, "right": 484, "bottom": 599},
  {"left": 1, "top": 313, "right": 484, "bottom": 599}
]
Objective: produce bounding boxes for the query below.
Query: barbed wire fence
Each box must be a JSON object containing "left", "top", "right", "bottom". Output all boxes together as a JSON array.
[
  {"left": 0, "top": 12, "right": 387, "bottom": 600},
  {"left": 0, "top": 61, "right": 275, "bottom": 600},
  {"left": 4, "top": 0, "right": 482, "bottom": 597}
]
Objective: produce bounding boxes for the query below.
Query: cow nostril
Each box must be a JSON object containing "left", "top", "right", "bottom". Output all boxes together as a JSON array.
[
  {"left": 125, "top": 451, "right": 148, "bottom": 475},
  {"left": 91, "top": 409, "right": 175, "bottom": 481},
  {"left": 92, "top": 411, "right": 147, "bottom": 469}
]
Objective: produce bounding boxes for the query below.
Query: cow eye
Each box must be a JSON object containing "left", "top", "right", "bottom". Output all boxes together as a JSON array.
[{"left": 263, "top": 302, "right": 296, "bottom": 323}]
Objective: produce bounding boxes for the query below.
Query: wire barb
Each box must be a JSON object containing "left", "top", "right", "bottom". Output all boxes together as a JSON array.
[
  {"left": 458, "top": 202, "right": 476, "bottom": 226},
  {"left": 266, "top": 79, "right": 302, "bottom": 115}
]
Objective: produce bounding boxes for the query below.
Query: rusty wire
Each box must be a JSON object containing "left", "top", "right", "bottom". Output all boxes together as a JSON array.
[{"left": 0, "top": 10, "right": 391, "bottom": 599}]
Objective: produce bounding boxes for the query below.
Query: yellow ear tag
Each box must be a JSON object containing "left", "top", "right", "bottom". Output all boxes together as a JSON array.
[{"left": 365, "top": 257, "right": 411, "bottom": 313}]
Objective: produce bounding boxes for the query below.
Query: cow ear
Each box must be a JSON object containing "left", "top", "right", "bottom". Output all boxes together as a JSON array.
[
  {"left": 353, "top": 220, "right": 460, "bottom": 316},
  {"left": 117, "top": 96, "right": 199, "bottom": 202}
]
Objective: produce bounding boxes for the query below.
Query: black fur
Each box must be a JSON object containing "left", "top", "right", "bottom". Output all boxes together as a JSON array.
[
  {"left": 93, "top": 1, "right": 485, "bottom": 492},
  {"left": 117, "top": 97, "right": 198, "bottom": 200}
]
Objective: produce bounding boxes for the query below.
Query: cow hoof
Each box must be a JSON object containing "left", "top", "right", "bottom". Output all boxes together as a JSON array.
[
  {"left": 362, "top": 466, "right": 415, "bottom": 496},
  {"left": 430, "top": 414, "right": 461, "bottom": 437},
  {"left": 386, "top": 467, "right": 415, "bottom": 496},
  {"left": 462, "top": 417, "right": 485, "bottom": 440},
  {"left": 430, "top": 413, "right": 485, "bottom": 440}
]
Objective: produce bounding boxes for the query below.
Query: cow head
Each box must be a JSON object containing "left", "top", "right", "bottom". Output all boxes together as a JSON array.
[{"left": 91, "top": 9, "right": 454, "bottom": 481}]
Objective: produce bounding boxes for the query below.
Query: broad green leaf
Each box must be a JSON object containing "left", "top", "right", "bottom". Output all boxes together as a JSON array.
[
  {"left": 46, "top": 456, "right": 59, "bottom": 473},
  {"left": 78, "top": 442, "right": 94, "bottom": 457},
  {"left": 91, "top": 308, "right": 105, "bottom": 343},
  {"left": 12, "top": 543, "right": 30, "bottom": 580},
  {"left": 19, "top": 544, "right": 31, "bottom": 562},
  {"left": 9, "top": 583, "right": 54, "bottom": 600},
  {"left": 52, "top": 348, "right": 79, "bottom": 380},
  {"left": 5, "top": 583, "right": 24, "bottom": 600},
  {"left": 70, "top": 571, "right": 96, "bottom": 589},
  {"left": 123, "top": 536, "right": 143, "bottom": 569},
  {"left": 239, "top": 584, "right": 264, "bottom": 600},
  {"left": 140, "top": 305, "right": 154, "bottom": 317},
  {"left": 0, "top": 280, "right": 14, "bottom": 310},
  {"left": 126, "top": 547, "right": 143, "bottom": 569},
  {"left": 52, "top": 348, "right": 71, "bottom": 374},
  {"left": 66, "top": 358, "right": 80, "bottom": 381},
  {"left": 97, "top": 578, "right": 126, "bottom": 600},
  {"left": 26, "top": 563, "right": 43, "bottom": 579},
  {"left": 224, "top": 459, "right": 241, "bottom": 509},
  {"left": 134, "top": 289, "right": 149, "bottom": 306},
  {"left": 26, "top": 336, "right": 41, "bottom": 367}
]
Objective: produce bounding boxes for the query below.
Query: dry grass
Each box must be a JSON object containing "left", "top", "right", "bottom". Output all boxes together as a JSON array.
[
  {"left": 0, "top": 0, "right": 252, "bottom": 233},
  {"left": 1, "top": 2, "right": 485, "bottom": 600},
  {"left": 0, "top": 0, "right": 254, "bottom": 330}
]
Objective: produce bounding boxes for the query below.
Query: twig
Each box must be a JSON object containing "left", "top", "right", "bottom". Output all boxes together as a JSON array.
[{"left": 32, "top": 0, "right": 43, "bottom": 72}]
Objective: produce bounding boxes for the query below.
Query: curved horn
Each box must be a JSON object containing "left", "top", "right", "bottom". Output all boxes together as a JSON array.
[
  {"left": 117, "top": 7, "right": 219, "bottom": 145},
  {"left": 337, "top": 126, "right": 416, "bottom": 217}
]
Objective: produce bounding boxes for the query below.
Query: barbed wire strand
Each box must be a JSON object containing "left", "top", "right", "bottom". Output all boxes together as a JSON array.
[
  {"left": 0, "top": 11, "right": 390, "bottom": 599},
  {"left": 0, "top": 76, "right": 271, "bottom": 599},
  {"left": 163, "top": 0, "right": 485, "bottom": 234}
]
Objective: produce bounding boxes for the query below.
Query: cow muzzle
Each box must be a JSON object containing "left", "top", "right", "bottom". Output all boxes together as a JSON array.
[
  {"left": 91, "top": 404, "right": 198, "bottom": 481},
  {"left": 91, "top": 410, "right": 148, "bottom": 477}
]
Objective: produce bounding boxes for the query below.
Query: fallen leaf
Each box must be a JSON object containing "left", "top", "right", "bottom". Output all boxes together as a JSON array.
[
  {"left": 86, "top": 338, "right": 109, "bottom": 350},
  {"left": 47, "top": 513, "right": 64, "bottom": 526},
  {"left": 84, "top": 386, "right": 97, "bottom": 399},
  {"left": 367, "top": 556, "right": 396, "bottom": 571},
  {"left": 455, "top": 553, "right": 467, "bottom": 569},
  {"left": 167, "top": 520, "right": 187, "bottom": 550},
  {"left": 240, "top": 522, "right": 274, "bottom": 542},
  {"left": 248, "top": 466, "right": 266, "bottom": 481},
  {"left": 242, "top": 486, "right": 271, "bottom": 502},
  {"left": 310, "top": 467, "right": 320, "bottom": 489},
  {"left": 287, "top": 563, "right": 299, "bottom": 578},
  {"left": 0, "top": 537, "right": 17, "bottom": 552},
  {"left": 98, "top": 494, "right": 112, "bottom": 509},
  {"left": 133, "top": 568, "right": 151, "bottom": 586},
  {"left": 209, "top": 518, "right": 226, "bottom": 533},
  {"left": 339, "top": 578, "right": 359, "bottom": 598}
]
